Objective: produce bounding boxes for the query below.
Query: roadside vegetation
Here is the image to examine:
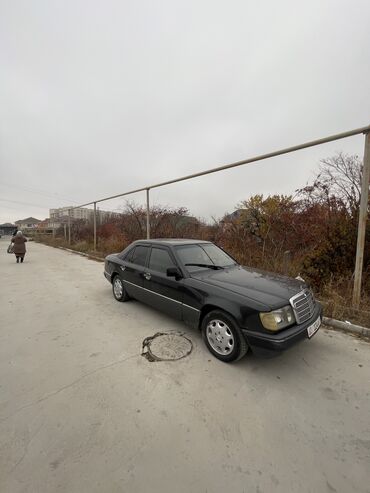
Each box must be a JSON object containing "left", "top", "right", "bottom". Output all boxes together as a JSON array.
[{"left": 36, "top": 153, "right": 369, "bottom": 326}]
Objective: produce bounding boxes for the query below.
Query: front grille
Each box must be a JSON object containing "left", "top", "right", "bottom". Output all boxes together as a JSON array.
[{"left": 290, "top": 289, "right": 315, "bottom": 324}]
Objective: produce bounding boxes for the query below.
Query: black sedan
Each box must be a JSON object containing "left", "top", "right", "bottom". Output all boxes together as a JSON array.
[{"left": 104, "top": 239, "right": 322, "bottom": 362}]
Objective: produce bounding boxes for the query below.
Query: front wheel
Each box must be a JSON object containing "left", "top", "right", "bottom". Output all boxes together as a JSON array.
[
  {"left": 201, "top": 310, "right": 248, "bottom": 362},
  {"left": 112, "top": 275, "right": 130, "bottom": 302}
]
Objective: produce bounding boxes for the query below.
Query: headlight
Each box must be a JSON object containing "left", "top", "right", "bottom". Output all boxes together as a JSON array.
[{"left": 259, "top": 305, "right": 296, "bottom": 331}]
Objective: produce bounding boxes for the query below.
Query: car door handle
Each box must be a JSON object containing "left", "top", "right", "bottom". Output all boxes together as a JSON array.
[{"left": 143, "top": 272, "right": 151, "bottom": 280}]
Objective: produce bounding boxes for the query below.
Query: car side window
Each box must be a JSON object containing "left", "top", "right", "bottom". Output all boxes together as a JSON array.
[
  {"left": 130, "top": 246, "right": 149, "bottom": 267},
  {"left": 176, "top": 245, "right": 210, "bottom": 265},
  {"left": 118, "top": 248, "right": 133, "bottom": 260},
  {"left": 148, "top": 247, "right": 176, "bottom": 274}
]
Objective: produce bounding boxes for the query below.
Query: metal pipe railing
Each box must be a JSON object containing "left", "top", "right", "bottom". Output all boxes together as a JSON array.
[
  {"left": 146, "top": 189, "right": 150, "bottom": 239},
  {"left": 93, "top": 202, "right": 97, "bottom": 251},
  {"left": 64, "top": 124, "right": 370, "bottom": 306},
  {"left": 68, "top": 125, "right": 370, "bottom": 210}
]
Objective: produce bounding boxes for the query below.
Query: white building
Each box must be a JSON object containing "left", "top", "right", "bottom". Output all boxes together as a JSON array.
[
  {"left": 50, "top": 207, "right": 93, "bottom": 220},
  {"left": 49, "top": 207, "right": 120, "bottom": 222}
]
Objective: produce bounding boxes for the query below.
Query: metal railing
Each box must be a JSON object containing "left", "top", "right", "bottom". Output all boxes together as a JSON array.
[{"left": 65, "top": 125, "right": 370, "bottom": 307}]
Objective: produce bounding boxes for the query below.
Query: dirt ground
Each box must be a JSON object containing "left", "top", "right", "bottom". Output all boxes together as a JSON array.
[{"left": 1, "top": 238, "right": 369, "bottom": 493}]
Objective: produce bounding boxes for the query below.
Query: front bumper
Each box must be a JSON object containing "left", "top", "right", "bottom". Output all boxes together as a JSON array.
[
  {"left": 104, "top": 270, "right": 112, "bottom": 283},
  {"left": 242, "top": 302, "right": 323, "bottom": 357}
]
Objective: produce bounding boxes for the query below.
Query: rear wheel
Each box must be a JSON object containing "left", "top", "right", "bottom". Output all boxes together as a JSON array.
[
  {"left": 112, "top": 275, "right": 130, "bottom": 302},
  {"left": 201, "top": 310, "right": 248, "bottom": 362}
]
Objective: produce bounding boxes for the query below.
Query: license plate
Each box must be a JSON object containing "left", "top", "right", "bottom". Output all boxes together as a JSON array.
[{"left": 307, "top": 316, "right": 321, "bottom": 338}]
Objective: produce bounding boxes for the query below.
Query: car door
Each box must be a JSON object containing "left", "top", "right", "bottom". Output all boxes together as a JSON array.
[
  {"left": 121, "top": 244, "right": 150, "bottom": 301},
  {"left": 143, "top": 246, "right": 183, "bottom": 319}
]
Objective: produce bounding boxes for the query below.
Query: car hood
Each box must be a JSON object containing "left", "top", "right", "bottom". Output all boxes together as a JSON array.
[{"left": 191, "top": 265, "right": 306, "bottom": 309}]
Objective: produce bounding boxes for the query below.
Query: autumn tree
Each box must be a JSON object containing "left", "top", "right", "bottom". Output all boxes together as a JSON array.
[
  {"left": 238, "top": 194, "right": 297, "bottom": 262},
  {"left": 115, "top": 201, "right": 202, "bottom": 242},
  {"left": 297, "top": 152, "right": 363, "bottom": 213},
  {"left": 297, "top": 152, "right": 369, "bottom": 287}
]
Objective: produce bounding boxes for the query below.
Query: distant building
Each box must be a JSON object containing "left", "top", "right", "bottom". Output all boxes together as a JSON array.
[
  {"left": 222, "top": 210, "right": 243, "bottom": 222},
  {"left": 219, "top": 209, "right": 244, "bottom": 232},
  {"left": 38, "top": 215, "right": 71, "bottom": 229},
  {"left": 0, "top": 223, "right": 16, "bottom": 235},
  {"left": 50, "top": 207, "right": 93, "bottom": 220},
  {"left": 49, "top": 207, "right": 120, "bottom": 222},
  {"left": 49, "top": 217, "right": 70, "bottom": 229},
  {"left": 15, "top": 217, "right": 41, "bottom": 232}
]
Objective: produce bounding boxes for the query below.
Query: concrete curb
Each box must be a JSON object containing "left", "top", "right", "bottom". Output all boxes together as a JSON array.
[
  {"left": 59, "top": 247, "right": 104, "bottom": 262},
  {"left": 323, "top": 317, "right": 370, "bottom": 338},
  {"left": 45, "top": 244, "right": 104, "bottom": 262}
]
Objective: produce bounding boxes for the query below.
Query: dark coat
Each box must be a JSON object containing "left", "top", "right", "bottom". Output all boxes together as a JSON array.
[{"left": 12, "top": 235, "right": 27, "bottom": 255}]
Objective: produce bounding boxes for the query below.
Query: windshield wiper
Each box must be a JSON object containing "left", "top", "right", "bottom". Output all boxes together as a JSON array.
[{"left": 185, "top": 263, "right": 224, "bottom": 270}]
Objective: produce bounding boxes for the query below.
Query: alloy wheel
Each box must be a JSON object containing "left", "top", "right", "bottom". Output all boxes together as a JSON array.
[
  {"left": 206, "top": 319, "right": 234, "bottom": 355},
  {"left": 113, "top": 277, "right": 123, "bottom": 299}
]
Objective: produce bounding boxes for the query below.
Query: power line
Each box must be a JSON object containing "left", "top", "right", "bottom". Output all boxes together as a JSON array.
[
  {"left": 0, "top": 182, "right": 79, "bottom": 204},
  {"left": 0, "top": 198, "right": 49, "bottom": 209},
  {"left": 0, "top": 203, "right": 27, "bottom": 211}
]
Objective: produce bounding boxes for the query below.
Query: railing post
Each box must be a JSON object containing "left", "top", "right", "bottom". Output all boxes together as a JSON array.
[
  {"left": 283, "top": 250, "right": 291, "bottom": 275},
  {"left": 146, "top": 188, "right": 150, "bottom": 239},
  {"left": 93, "top": 202, "right": 97, "bottom": 251},
  {"left": 68, "top": 209, "right": 71, "bottom": 245},
  {"left": 352, "top": 131, "right": 370, "bottom": 308}
]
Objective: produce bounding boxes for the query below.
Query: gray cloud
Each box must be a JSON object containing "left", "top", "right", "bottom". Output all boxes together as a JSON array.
[{"left": 1, "top": 0, "right": 369, "bottom": 223}]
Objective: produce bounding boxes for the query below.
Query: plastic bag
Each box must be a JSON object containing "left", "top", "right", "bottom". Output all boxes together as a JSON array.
[{"left": 7, "top": 243, "right": 14, "bottom": 254}]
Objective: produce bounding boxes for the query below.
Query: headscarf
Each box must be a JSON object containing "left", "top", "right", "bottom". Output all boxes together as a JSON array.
[{"left": 16, "top": 230, "right": 23, "bottom": 236}]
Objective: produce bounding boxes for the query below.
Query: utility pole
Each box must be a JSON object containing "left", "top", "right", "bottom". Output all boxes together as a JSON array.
[
  {"left": 93, "top": 202, "right": 97, "bottom": 251},
  {"left": 353, "top": 131, "right": 370, "bottom": 307},
  {"left": 146, "top": 189, "right": 150, "bottom": 239},
  {"left": 68, "top": 209, "right": 71, "bottom": 245}
]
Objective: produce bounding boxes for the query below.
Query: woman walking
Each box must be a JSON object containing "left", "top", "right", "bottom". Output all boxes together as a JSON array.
[{"left": 11, "top": 230, "right": 28, "bottom": 263}]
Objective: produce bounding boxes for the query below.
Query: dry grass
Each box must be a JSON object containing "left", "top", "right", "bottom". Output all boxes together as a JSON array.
[
  {"left": 34, "top": 235, "right": 128, "bottom": 259},
  {"left": 318, "top": 277, "right": 370, "bottom": 327}
]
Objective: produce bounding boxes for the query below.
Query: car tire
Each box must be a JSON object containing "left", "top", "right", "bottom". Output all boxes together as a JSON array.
[
  {"left": 112, "top": 274, "right": 130, "bottom": 302},
  {"left": 201, "top": 310, "right": 248, "bottom": 362}
]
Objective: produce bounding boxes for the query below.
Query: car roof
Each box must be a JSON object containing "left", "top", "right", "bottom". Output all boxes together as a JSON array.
[{"left": 133, "top": 239, "right": 212, "bottom": 246}]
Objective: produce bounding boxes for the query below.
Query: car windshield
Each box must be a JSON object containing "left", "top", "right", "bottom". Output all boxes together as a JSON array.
[{"left": 176, "top": 243, "right": 236, "bottom": 272}]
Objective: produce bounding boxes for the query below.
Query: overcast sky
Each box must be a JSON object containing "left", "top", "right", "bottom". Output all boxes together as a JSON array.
[{"left": 1, "top": 0, "right": 369, "bottom": 224}]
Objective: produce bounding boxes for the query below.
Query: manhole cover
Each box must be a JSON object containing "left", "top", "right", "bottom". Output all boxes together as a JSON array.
[{"left": 142, "top": 332, "right": 193, "bottom": 362}]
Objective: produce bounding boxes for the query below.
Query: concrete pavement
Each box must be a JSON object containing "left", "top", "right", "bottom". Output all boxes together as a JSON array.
[{"left": 0, "top": 237, "right": 369, "bottom": 493}]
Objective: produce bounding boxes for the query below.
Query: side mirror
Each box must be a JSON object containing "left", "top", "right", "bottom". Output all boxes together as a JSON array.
[{"left": 167, "top": 267, "right": 183, "bottom": 280}]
